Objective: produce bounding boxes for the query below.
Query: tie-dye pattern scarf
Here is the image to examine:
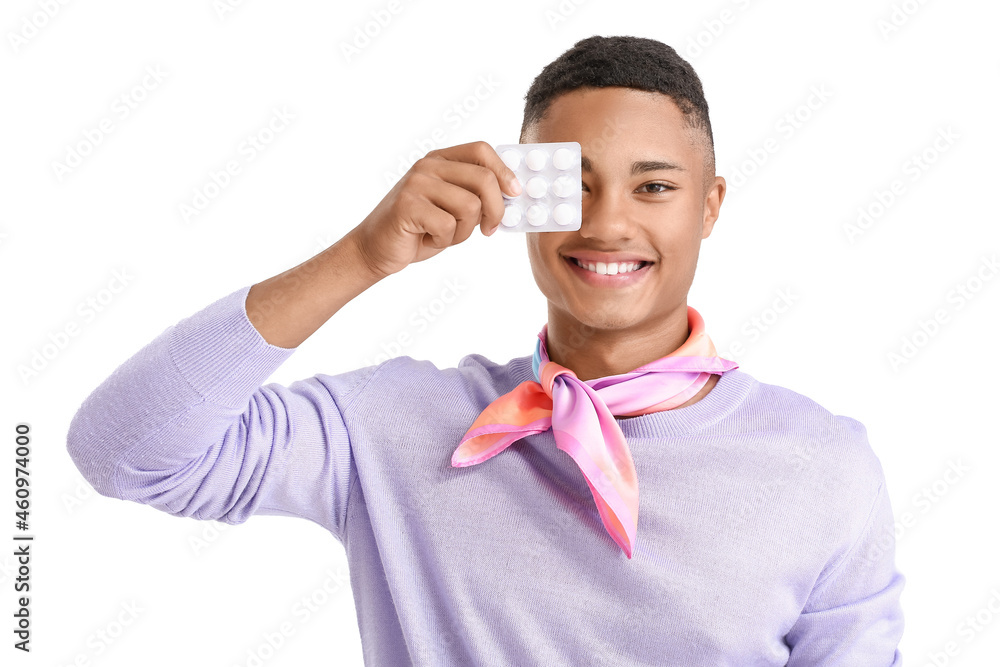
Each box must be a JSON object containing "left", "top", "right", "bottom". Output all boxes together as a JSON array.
[{"left": 451, "top": 307, "right": 739, "bottom": 558}]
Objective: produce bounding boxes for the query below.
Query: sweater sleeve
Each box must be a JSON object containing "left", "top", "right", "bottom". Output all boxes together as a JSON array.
[
  {"left": 65, "top": 284, "right": 378, "bottom": 542},
  {"left": 784, "top": 470, "right": 906, "bottom": 665}
]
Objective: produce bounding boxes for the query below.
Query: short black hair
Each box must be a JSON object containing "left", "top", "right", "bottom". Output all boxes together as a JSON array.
[{"left": 519, "top": 35, "right": 715, "bottom": 187}]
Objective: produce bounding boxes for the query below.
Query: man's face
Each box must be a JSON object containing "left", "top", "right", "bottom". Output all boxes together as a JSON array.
[{"left": 522, "top": 86, "right": 725, "bottom": 340}]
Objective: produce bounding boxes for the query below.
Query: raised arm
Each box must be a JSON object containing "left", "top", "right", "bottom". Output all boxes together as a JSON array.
[
  {"left": 246, "top": 141, "right": 521, "bottom": 348},
  {"left": 66, "top": 142, "right": 520, "bottom": 535}
]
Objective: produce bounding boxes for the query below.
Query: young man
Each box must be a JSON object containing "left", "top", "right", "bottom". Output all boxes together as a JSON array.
[{"left": 67, "top": 35, "right": 905, "bottom": 665}]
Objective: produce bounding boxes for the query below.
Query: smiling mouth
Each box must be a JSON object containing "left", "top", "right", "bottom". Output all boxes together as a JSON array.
[{"left": 566, "top": 256, "right": 652, "bottom": 275}]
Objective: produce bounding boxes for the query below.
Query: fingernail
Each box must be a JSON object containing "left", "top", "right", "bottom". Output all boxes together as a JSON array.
[
  {"left": 508, "top": 177, "right": 522, "bottom": 196},
  {"left": 486, "top": 225, "right": 497, "bottom": 237}
]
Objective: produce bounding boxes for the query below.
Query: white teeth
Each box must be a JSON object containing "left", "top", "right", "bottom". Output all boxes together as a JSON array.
[{"left": 573, "top": 258, "right": 645, "bottom": 275}]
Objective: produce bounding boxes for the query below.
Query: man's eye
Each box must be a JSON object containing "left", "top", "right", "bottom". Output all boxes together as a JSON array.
[
  {"left": 642, "top": 183, "right": 677, "bottom": 193},
  {"left": 581, "top": 182, "right": 676, "bottom": 194}
]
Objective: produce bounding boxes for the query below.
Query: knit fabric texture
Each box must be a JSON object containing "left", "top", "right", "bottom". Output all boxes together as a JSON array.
[{"left": 66, "top": 285, "right": 905, "bottom": 666}]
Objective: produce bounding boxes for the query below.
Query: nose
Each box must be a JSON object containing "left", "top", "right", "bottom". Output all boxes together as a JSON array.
[{"left": 578, "top": 186, "right": 635, "bottom": 242}]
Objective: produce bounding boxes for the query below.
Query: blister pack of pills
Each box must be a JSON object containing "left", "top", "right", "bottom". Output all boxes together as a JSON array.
[{"left": 494, "top": 142, "right": 581, "bottom": 232}]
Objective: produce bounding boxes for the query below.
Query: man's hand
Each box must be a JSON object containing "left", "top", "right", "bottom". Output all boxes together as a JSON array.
[{"left": 348, "top": 141, "right": 522, "bottom": 280}]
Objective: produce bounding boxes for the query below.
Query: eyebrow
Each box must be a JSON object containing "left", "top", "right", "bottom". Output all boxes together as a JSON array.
[
  {"left": 580, "top": 156, "right": 687, "bottom": 175},
  {"left": 631, "top": 159, "right": 687, "bottom": 175}
]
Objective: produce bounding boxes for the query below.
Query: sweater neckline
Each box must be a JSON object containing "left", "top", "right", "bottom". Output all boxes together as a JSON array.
[{"left": 506, "top": 355, "right": 755, "bottom": 438}]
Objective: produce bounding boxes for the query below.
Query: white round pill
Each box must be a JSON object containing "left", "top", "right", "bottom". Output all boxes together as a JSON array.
[
  {"left": 525, "top": 149, "right": 547, "bottom": 171},
  {"left": 526, "top": 204, "right": 547, "bottom": 226},
  {"left": 553, "top": 203, "right": 577, "bottom": 226},
  {"left": 500, "top": 149, "right": 521, "bottom": 171},
  {"left": 551, "top": 175, "right": 576, "bottom": 198},
  {"left": 552, "top": 147, "right": 576, "bottom": 170},
  {"left": 501, "top": 205, "right": 522, "bottom": 227},
  {"left": 525, "top": 176, "right": 548, "bottom": 199}
]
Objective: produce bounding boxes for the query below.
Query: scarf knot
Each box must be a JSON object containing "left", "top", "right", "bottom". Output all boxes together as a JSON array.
[{"left": 538, "top": 359, "right": 575, "bottom": 398}]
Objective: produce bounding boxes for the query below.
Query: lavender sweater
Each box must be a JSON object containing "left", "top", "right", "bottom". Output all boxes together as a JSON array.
[{"left": 66, "top": 285, "right": 905, "bottom": 666}]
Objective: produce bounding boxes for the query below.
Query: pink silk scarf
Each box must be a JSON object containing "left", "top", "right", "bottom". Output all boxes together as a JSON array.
[{"left": 450, "top": 307, "right": 739, "bottom": 559}]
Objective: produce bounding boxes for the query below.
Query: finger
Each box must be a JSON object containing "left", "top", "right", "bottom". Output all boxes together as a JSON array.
[
  {"left": 417, "top": 156, "right": 508, "bottom": 236},
  {"left": 406, "top": 195, "right": 460, "bottom": 251},
  {"left": 431, "top": 141, "right": 522, "bottom": 199},
  {"left": 416, "top": 175, "right": 488, "bottom": 244}
]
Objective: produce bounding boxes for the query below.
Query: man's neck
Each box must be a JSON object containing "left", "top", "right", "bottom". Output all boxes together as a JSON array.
[
  {"left": 544, "top": 308, "right": 691, "bottom": 382},
  {"left": 542, "top": 305, "right": 722, "bottom": 409}
]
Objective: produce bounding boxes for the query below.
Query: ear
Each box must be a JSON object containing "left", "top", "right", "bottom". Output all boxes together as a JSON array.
[{"left": 701, "top": 176, "right": 726, "bottom": 239}]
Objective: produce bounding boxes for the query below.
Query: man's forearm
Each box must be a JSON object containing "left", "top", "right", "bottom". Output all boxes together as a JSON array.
[{"left": 246, "top": 230, "right": 386, "bottom": 349}]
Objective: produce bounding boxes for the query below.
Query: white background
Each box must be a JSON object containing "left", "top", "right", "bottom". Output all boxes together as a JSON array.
[{"left": 2, "top": 0, "right": 998, "bottom": 665}]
